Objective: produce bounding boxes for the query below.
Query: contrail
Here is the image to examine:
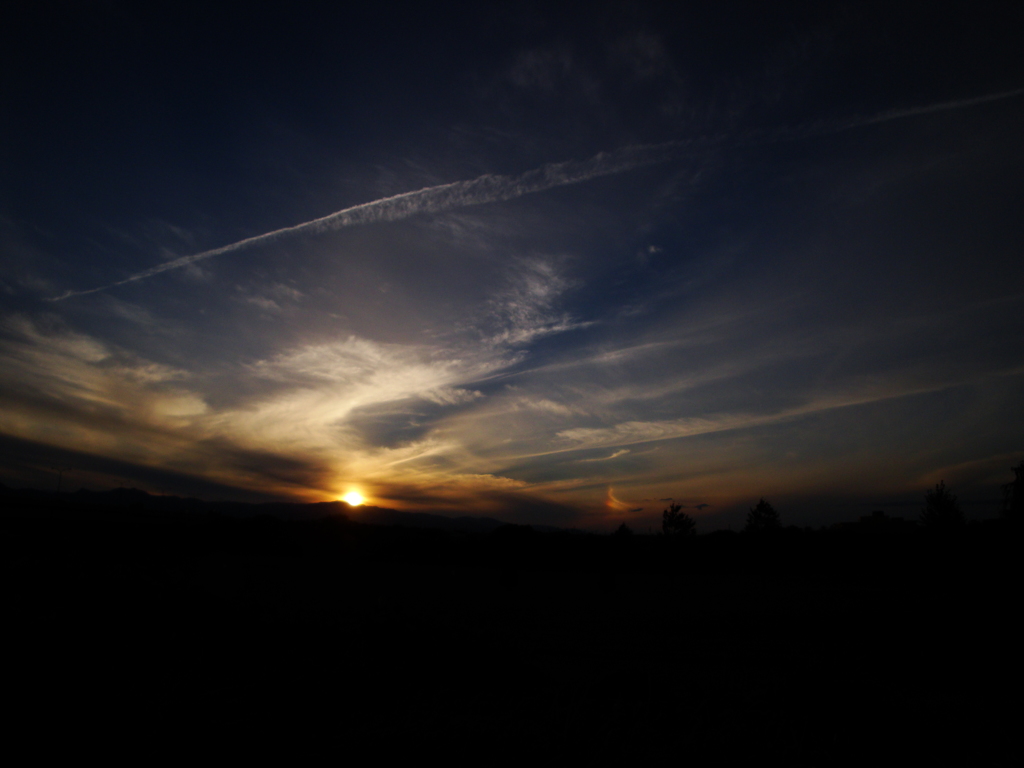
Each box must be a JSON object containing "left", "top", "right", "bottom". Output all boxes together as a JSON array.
[
  {"left": 849, "top": 87, "right": 1024, "bottom": 129},
  {"left": 759, "top": 86, "right": 1024, "bottom": 144},
  {"left": 51, "top": 87, "right": 1023, "bottom": 301},
  {"left": 50, "top": 141, "right": 700, "bottom": 300}
]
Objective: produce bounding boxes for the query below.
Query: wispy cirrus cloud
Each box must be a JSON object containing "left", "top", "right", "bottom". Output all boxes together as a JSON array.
[
  {"left": 0, "top": 313, "right": 526, "bottom": 503},
  {"left": 578, "top": 449, "right": 631, "bottom": 462},
  {"left": 552, "top": 373, "right": 1018, "bottom": 455},
  {"left": 475, "top": 258, "right": 591, "bottom": 346},
  {"left": 0, "top": 314, "right": 214, "bottom": 474}
]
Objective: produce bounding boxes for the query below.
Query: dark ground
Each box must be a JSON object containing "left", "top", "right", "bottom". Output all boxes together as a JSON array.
[{"left": 2, "top": 489, "right": 1016, "bottom": 763}]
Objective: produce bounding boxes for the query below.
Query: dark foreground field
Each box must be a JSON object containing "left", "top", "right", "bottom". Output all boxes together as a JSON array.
[{"left": 2, "top": 491, "right": 1016, "bottom": 763}]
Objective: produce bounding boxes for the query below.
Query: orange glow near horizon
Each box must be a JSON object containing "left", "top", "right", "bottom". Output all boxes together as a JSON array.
[{"left": 342, "top": 491, "right": 365, "bottom": 506}]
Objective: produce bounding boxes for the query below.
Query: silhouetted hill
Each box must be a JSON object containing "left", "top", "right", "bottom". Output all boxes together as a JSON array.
[
  {"left": 0, "top": 482, "right": 559, "bottom": 532},
  {"left": 353, "top": 505, "right": 566, "bottom": 533},
  {"left": 1, "top": 477, "right": 1017, "bottom": 763}
]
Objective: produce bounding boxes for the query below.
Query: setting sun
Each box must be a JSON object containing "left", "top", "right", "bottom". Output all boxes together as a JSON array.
[{"left": 342, "top": 491, "right": 365, "bottom": 506}]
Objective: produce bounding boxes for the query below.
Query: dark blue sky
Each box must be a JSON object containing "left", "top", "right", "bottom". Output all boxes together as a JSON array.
[{"left": 2, "top": 2, "right": 1022, "bottom": 529}]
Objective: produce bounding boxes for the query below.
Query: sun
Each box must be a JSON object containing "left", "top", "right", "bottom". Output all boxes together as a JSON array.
[{"left": 341, "top": 491, "right": 365, "bottom": 506}]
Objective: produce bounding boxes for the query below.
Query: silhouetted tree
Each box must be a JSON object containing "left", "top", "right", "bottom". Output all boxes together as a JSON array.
[
  {"left": 613, "top": 522, "right": 633, "bottom": 538},
  {"left": 745, "top": 498, "right": 780, "bottom": 533},
  {"left": 920, "top": 480, "right": 964, "bottom": 528},
  {"left": 662, "top": 503, "right": 695, "bottom": 536},
  {"left": 1003, "top": 461, "right": 1024, "bottom": 521}
]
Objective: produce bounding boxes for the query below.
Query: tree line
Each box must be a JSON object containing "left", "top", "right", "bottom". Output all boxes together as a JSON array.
[{"left": 655, "top": 459, "right": 1024, "bottom": 536}]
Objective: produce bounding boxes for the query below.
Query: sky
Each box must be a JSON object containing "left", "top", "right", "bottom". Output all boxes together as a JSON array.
[{"left": 2, "top": 2, "right": 1023, "bottom": 530}]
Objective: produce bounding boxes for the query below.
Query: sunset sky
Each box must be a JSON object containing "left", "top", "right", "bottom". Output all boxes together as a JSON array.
[{"left": 2, "top": 2, "right": 1022, "bottom": 529}]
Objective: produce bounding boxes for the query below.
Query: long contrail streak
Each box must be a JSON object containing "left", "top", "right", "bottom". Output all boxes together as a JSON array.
[
  {"left": 747, "top": 86, "right": 1024, "bottom": 145},
  {"left": 51, "top": 141, "right": 698, "bottom": 300},
  {"left": 51, "top": 87, "right": 1023, "bottom": 300},
  {"left": 850, "top": 87, "right": 1024, "bottom": 129}
]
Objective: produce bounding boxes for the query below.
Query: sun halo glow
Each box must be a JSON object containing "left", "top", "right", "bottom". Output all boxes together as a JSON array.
[{"left": 342, "top": 491, "right": 365, "bottom": 506}]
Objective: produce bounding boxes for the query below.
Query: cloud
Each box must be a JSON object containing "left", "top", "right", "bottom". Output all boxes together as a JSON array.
[
  {"left": 223, "top": 341, "right": 498, "bottom": 459},
  {"left": 0, "top": 315, "right": 198, "bottom": 411},
  {"left": 578, "top": 449, "right": 630, "bottom": 462},
  {"left": 423, "top": 387, "right": 483, "bottom": 406},
  {"left": 238, "top": 282, "right": 305, "bottom": 313},
  {"left": 605, "top": 486, "right": 643, "bottom": 514},
  {"left": 200, "top": 328, "right": 527, "bottom": 481},
  {"left": 0, "top": 315, "right": 491, "bottom": 502},
  {"left": 249, "top": 335, "right": 506, "bottom": 396},
  {"left": 0, "top": 313, "right": 357, "bottom": 498},
  {"left": 244, "top": 295, "right": 281, "bottom": 313},
  {"left": 559, "top": 416, "right": 756, "bottom": 452},
  {"left": 477, "top": 258, "right": 590, "bottom": 346},
  {"left": 551, "top": 375, "right": 996, "bottom": 455},
  {"left": 100, "top": 296, "right": 158, "bottom": 326},
  {"left": 0, "top": 262, "right": 606, "bottom": 506},
  {"left": 0, "top": 315, "right": 210, "bottom": 460}
]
